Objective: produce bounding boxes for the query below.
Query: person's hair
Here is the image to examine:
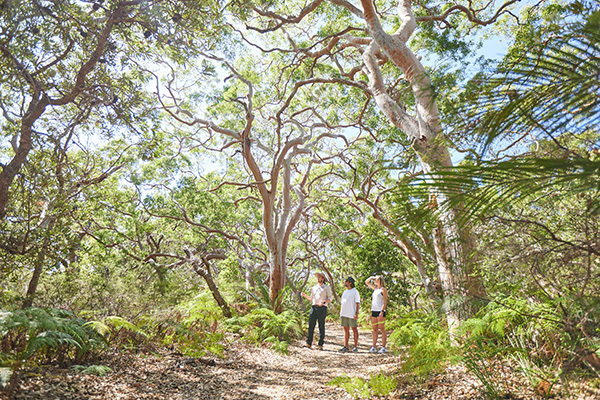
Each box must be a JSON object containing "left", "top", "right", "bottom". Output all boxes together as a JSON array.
[{"left": 375, "top": 275, "right": 385, "bottom": 288}]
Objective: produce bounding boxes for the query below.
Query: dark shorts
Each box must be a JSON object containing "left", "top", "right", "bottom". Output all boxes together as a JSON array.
[{"left": 371, "top": 310, "right": 386, "bottom": 318}]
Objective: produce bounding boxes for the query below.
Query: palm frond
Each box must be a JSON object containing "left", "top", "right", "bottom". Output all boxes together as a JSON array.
[
  {"left": 462, "top": 22, "right": 600, "bottom": 154},
  {"left": 408, "top": 157, "right": 600, "bottom": 225}
]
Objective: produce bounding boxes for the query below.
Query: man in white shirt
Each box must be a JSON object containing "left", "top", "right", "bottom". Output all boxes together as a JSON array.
[
  {"left": 301, "top": 272, "right": 332, "bottom": 350},
  {"left": 339, "top": 277, "right": 360, "bottom": 352}
]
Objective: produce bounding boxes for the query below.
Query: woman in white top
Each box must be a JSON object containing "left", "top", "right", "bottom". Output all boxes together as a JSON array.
[{"left": 365, "top": 275, "right": 388, "bottom": 353}]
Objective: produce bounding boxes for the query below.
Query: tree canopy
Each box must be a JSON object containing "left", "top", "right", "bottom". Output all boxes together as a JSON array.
[{"left": 1, "top": 0, "right": 599, "bottom": 397}]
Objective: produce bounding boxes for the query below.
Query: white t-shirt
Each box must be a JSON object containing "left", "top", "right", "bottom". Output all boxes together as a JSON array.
[{"left": 340, "top": 288, "right": 361, "bottom": 318}]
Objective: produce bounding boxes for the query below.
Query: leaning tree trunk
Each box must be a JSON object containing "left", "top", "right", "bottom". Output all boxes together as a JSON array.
[
  {"left": 187, "top": 249, "right": 232, "bottom": 318},
  {"left": 359, "top": 0, "right": 486, "bottom": 332},
  {"left": 22, "top": 235, "right": 51, "bottom": 309}
]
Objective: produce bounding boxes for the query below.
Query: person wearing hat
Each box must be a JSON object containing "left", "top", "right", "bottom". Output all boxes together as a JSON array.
[
  {"left": 339, "top": 277, "right": 360, "bottom": 353},
  {"left": 301, "top": 272, "right": 332, "bottom": 350}
]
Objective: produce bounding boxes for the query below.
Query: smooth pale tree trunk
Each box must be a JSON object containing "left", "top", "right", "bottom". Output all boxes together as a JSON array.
[
  {"left": 358, "top": 0, "right": 486, "bottom": 333},
  {"left": 243, "top": 130, "right": 308, "bottom": 313},
  {"left": 168, "top": 55, "right": 334, "bottom": 314}
]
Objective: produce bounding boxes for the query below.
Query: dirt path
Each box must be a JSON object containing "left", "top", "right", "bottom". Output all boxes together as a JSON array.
[{"left": 220, "top": 322, "right": 398, "bottom": 399}]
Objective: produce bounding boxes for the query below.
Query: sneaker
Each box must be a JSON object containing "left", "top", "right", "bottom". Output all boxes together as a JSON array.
[
  {"left": 378, "top": 347, "right": 387, "bottom": 353},
  {"left": 352, "top": 347, "right": 358, "bottom": 352},
  {"left": 317, "top": 345, "right": 323, "bottom": 350},
  {"left": 303, "top": 343, "right": 311, "bottom": 349},
  {"left": 369, "top": 347, "right": 377, "bottom": 353},
  {"left": 339, "top": 346, "right": 349, "bottom": 353}
]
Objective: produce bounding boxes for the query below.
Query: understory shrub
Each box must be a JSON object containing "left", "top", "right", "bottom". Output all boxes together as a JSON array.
[
  {"left": 458, "top": 296, "right": 575, "bottom": 398},
  {"left": 86, "top": 293, "right": 226, "bottom": 358},
  {"left": 386, "top": 309, "right": 453, "bottom": 380},
  {"left": 85, "top": 315, "right": 150, "bottom": 352},
  {"left": 0, "top": 308, "right": 106, "bottom": 369},
  {"left": 0, "top": 307, "right": 106, "bottom": 397},
  {"left": 147, "top": 311, "right": 225, "bottom": 357},
  {"left": 328, "top": 372, "right": 397, "bottom": 399},
  {"left": 225, "top": 307, "right": 303, "bottom": 354}
]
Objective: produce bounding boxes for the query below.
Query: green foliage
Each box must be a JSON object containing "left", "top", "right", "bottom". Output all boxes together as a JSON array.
[
  {"left": 85, "top": 315, "right": 149, "bottom": 352},
  {"left": 146, "top": 295, "right": 225, "bottom": 357},
  {"left": 460, "top": 297, "right": 562, "bottom": 343},
  {"left": 71, "top": 364, "right": 113, "bottom": 376},
  {"left": 438, "top": 12, "right": 600, "bottom": 219},
  {"left": 153, "top": 315, "right": 224, "bottom": 358},
  {"left": 328, "top": 372, "right": 397, "bottom": 399},
  {"left": 81, "top": 293, "right": 225, "bottom": 358},
  {"left": 460, "top": 334, "right": 506, "bottom": 399},
  {"left": 387, "top": 310, "right": 454, "bottom": 379},
  {"left": 458, "top": 297, "right": 569, "bottom": 398},
  {"left": 369, "top": 372, "right": 398, "bottom": 397},
  {"left": 263, "top": 336, "right": 289, "bottom": 355},
  {"left": 348, "top": 219, "right": 413, "bottom": 309},
  {"left": 507, "top": 335, "right": 562, "bottom": 398},
  {"left": 224, "top": 307, "right": 303, "bottom": 353},
  {"left": 328, "top": 375, "right": 370, "bottom": 399},
  {"left": 0, "top": 308, "right": 106, "bottom": 369}
]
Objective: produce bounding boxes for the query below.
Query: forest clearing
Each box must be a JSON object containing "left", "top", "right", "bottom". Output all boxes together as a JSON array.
[{"left": 1, "top": 0, "right": 599, "bottom": 399}]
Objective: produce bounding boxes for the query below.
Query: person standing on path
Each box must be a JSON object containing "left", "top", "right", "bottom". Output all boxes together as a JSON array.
[
  {"left": 365, "top": 275, "right": 388, "bottom": 353},
  {"left": 339, "top": 277, "right": 360, "bottom": 353},
  {"left": 301, "top": 272, "right": 332, "bottom": 350}
]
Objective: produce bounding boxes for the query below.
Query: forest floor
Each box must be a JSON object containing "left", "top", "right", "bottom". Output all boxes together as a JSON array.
[{"left": 8, "top": 322, "right": 600, "bottom": 400}]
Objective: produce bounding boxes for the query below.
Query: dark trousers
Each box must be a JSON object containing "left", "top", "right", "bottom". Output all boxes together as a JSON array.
[{"left": 306, "top": 305, "right": 327, "bottom": 346}]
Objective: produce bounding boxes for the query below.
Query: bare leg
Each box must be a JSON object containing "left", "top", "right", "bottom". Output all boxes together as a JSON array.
[
  {"left": 343, "top": 326, "right": 350, "bottom": 348},
  {"left": 371, "top": 316, "right": 379, "bottom": 347},
  {"left": 352, "top": 327, "right": 359, "bottom": 348},
  {"left": 378, "top": 316, "right": 387, "bottom": 347}
]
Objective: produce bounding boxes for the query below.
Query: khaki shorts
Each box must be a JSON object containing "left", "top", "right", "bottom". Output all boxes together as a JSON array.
[{"left": 341, "top": 317, "right": 358, "bottom": 327}]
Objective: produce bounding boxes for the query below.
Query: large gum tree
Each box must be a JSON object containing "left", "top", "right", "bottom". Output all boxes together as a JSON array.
[
  {"left": 154, "top": 51, "right": 349, "bottom": 312},
  {"left": 237, "top": 0, "right": 526, "bottom": 328}
]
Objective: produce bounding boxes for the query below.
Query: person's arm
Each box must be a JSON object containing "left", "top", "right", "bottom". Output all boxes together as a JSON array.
[
  {"left": 354, "top": 301, "right": 360, "bottom": 320},
  {"left": 301, "top": 291, "right": 312, "bottom": 301},
  {"left": 365, "top": 276, "right": 376, "bottom": 289},
  {"left": 382, "top": 287, "right": 388, "bottom": 312},
  {"left": 324, "top": 286, "right": 333, "bottom": 306}
]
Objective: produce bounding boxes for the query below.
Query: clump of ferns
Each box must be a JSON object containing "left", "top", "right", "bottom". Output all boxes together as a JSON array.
[
  {"left": 225, "top": 307, "right": 304, "bottom": 354},
  {"left": 0, "top": 308, "right": 107, "bottom": 372}
]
